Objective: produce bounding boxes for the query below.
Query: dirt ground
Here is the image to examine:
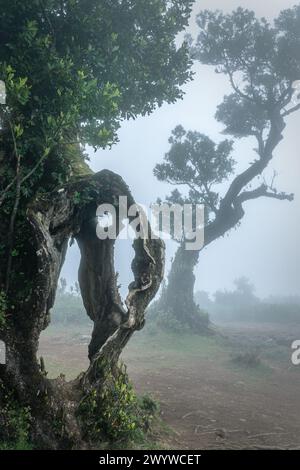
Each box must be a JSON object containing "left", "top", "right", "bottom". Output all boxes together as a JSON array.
[{"left": 35, "top": 321, "right": 300, "bottom": 450}]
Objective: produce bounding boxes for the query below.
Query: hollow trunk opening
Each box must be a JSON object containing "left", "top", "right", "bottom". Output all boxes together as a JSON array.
[{"left": 0, "top": 170, "right": 164, "bottom": 449}]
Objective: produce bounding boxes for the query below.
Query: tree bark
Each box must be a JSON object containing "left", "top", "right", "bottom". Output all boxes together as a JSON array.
[
  {"left": 158, "top": 244, "right": 205, "bottom": 330},
  {"left": 157, "top": 203, "right": 245, "bottom": 332},
  {"left": 0, "top": 170, "right": 164, "bottom": 449}
]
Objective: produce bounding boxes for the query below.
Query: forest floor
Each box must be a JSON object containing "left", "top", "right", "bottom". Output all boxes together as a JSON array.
[{"left": 34, "top": 321, "right": 300, "bottom": 450}]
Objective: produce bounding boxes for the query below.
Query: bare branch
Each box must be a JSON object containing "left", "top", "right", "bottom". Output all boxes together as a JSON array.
[
  {"left": 238, "top": 184, "right": 294, "bottom": 203},
  {"left": 281, "top": 102, "right": 300, "bottom": 118}
]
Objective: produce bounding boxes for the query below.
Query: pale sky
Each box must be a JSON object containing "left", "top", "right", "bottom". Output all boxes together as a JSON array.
[{"left": 61, "top": 0, "right": 300, "bottom": 300}]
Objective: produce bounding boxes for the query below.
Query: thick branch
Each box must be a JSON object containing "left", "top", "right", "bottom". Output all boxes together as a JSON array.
[
  {"left": 281, "top": 103, "right": 300, "bottom": 118},
  {"left": 221, "top": 111, "right": 285, "bottom": 210},
  {"left": 203, "top": 182, "right": 293, "bottom": 251},
  {"left": 238, "top": 185, "right": 294, "bottom": 203}
]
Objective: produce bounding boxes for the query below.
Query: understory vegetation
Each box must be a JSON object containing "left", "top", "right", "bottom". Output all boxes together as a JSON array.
[
  {"left": 0, "top": 362, "right": 160, "bottom": 450},
  {"left": 0, "top": 380, "right": 32, "bottom": 450},
  {"left": 195, "top": 278, "right": 300, "bottom": 324},
  {"left": 78, "top": 364, "right": 159, "bottom": 445},
  {"left": 146, "top": 305, "right": 211, "bottom": 335},
  {"left": 51, "top": 278, "right": 300, "bottom": 330}
]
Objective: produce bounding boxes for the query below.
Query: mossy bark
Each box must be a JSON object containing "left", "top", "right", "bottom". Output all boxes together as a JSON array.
[{"left": 0, "top": 170, "right": 164, "bottom": 449}]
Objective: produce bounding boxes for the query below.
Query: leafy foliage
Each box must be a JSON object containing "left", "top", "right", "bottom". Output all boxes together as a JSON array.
[
  {"left": 193, "top": 6, "right": 300, "bottom": 100},
  {"left": 215, "top": 94, "right": 269, "bottom": 138},
  {"left": 154, "top": 125, "right": 235, "bottom": 220},
  {"left": 0, "top": 380, "right": 32, "bottom": 449},
  {"left": 0, "top": 0, "right": 194, "bottom": 302},
  {"left": 78, "top": 364, "right": 158, "bottom": 443},
  {"left": 155, "top": 6, "right": 300, "bottom": 245},
  {"left": 0, "top": 290, "right": 7, "bottom": 327},
  {"left": 193, "top": 6, "right": 300, "bottom": 138},
  {"left": 0, "top": 2, "right": 194, "bottom": 448},
  {"left": 0, "top": 0, "right": 194, "bottom": 194}
]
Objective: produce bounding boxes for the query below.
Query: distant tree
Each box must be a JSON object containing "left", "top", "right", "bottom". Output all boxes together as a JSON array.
[
  {"left": 52, "top": 283, "right": 88, "bottom": 325},
  {"left": 154, "top": 6, "right": 300, "bottom": 331},
  {"left": 234, "top": 277, "right": 256, "bottom": 300},
  {"left": 212, "top": 281, "right": 300, "bottom": 324},
  {"left": 0, "top": 1, "right": 193, "bottom": 449},
  {"left": 74, "top": 281, "right": 80, "bottom": 296},
  {"left": 194, "top": 290, "right": 213, "bottom": 311},
  {"left": 214, "top": 277, "right": 257, "bottom": 308},
  {"left": 58, "top": 277, "right": 67, "bottom": 295}
]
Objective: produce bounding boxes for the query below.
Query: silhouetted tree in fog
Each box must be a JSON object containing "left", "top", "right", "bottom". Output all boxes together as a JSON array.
[{"left": 154, "top": 6, "right": 300, "bottom": 331}]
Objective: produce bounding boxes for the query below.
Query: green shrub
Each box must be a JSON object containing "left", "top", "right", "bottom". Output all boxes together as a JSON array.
[
  {"left": 0, "top": 381, "right": 32, "bottom": 450},
  {"left": 78, "top": 364, "right": 158, "bottom": 444},
  {"left": 0, "top": 290, "right": 7, "bottom": 328},
  {"left": 146, "top": 306, "right": 210, "bottom": 334},
  {"left": 232, "top": 350, "right": 261, "bottom": 368}
]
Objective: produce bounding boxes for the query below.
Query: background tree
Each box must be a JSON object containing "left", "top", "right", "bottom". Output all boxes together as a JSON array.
[
  {"left": 154, "top": 5, "right": 300, "bottom": 331},
  {"left": 214, "top": 277, "right": 257, "bottom": 310},
  {"left": 0, "top": 0, "right": 194, "bottom": 449},
  {"left": 194, "top": 280, "right": 300, "bottom": 324}
]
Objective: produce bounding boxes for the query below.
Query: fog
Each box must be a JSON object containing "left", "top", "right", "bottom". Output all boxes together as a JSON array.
[{"left": 61, "top": 0, "right": 300, "bottom": 299}]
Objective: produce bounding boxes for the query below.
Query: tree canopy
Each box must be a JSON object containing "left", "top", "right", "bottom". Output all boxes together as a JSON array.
[
  {"left": 154, "top": 124, "right": 235, "bottom": 222},
  {"left": 0, "top": 0, "right": 194, "bottom": 298},
  {"left": 0, "top": 0, "right": 194, "bottom": 199},
  {"left": 155, "top": 6, "right": 300, "bottom": 246},
  {"left": 194, "top": 6, "right": 300, "bottom": 105}
]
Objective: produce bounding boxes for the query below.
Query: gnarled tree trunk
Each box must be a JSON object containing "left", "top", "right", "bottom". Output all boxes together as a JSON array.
[
  {"left": 156, "top": 203, "right": 246, "bottom": 333},
  {"left": 0, "top": 170, "right": 164, "bottom": 449},
  {"left": 157, "top": 244, "right": 206, "bottom": 331}
]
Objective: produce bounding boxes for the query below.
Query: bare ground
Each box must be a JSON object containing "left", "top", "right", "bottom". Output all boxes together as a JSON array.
[{"left": 37, "top": 321, "right": 300, "bottom": 450}]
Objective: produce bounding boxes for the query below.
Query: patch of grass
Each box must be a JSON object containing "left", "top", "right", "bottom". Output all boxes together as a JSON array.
[
  {"left": 40, "top": 358, "right": 88, "bottom": 381},
  {"left": 123, "top": 329, "right": 232, "bottom": 369},
  {"left": 232, "top": 350, "right": 262, "bottom": 368},
  {"left": 228, "top": 349, "right": 273, "bottom": 382}
]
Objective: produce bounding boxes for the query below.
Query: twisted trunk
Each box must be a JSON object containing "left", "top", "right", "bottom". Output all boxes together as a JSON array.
[{"left": 0, "top": 170, "right": 164, "bottom": 449}]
